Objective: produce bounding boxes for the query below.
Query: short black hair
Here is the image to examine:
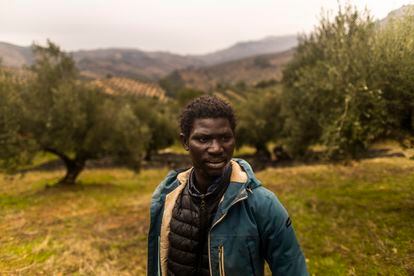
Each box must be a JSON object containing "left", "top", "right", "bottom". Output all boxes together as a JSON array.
[{"left": 180, "top": 95, "right": 236, "bottom": 138}]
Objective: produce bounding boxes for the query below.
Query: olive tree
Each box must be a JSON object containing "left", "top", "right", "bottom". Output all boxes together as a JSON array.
[
  {"left": 236, "top": 87, "right": 284, "bottom": 158},
  {"left": 282, "top": 5, "right": 388, "bottom": 159},
  {"left": 0, "top": 67, "right": 35, "bottom": 170},
  {"left": 129, "top": 97, "right": 176, "bottom": 160},
  {"left": 374, "top": 7, "right": 414, "bottom": 145},
  {"left": 6, "top": 41, "right": 150, "bottom": 184}
]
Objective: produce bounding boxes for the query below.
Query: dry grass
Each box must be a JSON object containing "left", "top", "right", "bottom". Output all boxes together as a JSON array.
[
  {"left": 0, "top": 168, "right": 167, "bottom": 275},
  {"left": 1, "top": 157, "right": 413, "bottom": 275},
  {"left": 259, "top": 157, "right": 414, "bottom": 275}
]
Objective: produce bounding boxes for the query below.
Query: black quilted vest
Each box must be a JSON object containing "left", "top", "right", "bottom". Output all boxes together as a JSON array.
[{"left": 167, "top": 166, "right": 232, "bottom": 276}]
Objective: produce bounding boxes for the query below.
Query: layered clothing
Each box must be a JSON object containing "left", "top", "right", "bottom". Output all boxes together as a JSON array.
[{"left": 147, "top": 159, "right": 308, "bottom": 276}]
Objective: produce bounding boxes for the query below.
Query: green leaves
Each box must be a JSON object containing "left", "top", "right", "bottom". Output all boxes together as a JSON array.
[
  {"left": 0, "top": 41, "right": 174, "bottom": 182},
  {"left": 236, "top": 87, "right": 284, "bottom": 156},
  {"left": 282, "top": 5, "right": 414, "bottom": 159}
]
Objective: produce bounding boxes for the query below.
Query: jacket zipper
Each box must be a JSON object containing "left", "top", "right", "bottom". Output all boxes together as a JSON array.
[
  {"left": 196, "top": 195, "right": 207, "bottom": 275},
  {"left": 218, "top": 244, "right": 225, "bottom": 276},
  {"left": 219, "top": 245, "right": 226, "bottom": 276},
  {"left": 207, "top": 193, "right": 248, "bottom": 275}
]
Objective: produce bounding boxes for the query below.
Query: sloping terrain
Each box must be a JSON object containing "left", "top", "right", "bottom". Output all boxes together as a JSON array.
[
  {"left": 197, "top": 35, "right": 297, "bottom": 65},
  {"left": 74, "top": 49, "right": 204, "bottom": 81},
  {"left": 90, "top": 77, "right": 166, "bottom": 101},
  {"left": 0, "top": 35, "right": 297, "bottom": 81},
  {"left": 163, "top": 49, "right": 294, "bottom": 92},
  {"left": 0, "top": 42, "right": 33, "bottom": 68}
]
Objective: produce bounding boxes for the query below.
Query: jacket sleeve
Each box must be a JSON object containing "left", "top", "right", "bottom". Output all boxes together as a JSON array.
[{"left": 255, "top": 188, "right": 308, "bottom": 275}]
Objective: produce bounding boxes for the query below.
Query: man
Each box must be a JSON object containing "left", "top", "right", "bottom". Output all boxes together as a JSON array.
[{"left": 148, "top": 96, "right": 308, "bottom": 276}]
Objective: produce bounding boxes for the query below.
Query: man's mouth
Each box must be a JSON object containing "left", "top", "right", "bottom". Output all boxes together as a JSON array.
[{"left": 205, "top": 160, "right": 227, "bottom": 169}]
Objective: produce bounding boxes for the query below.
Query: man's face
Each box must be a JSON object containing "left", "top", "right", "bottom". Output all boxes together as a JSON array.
[{"left": 181, "top": 118, "right": 235, "bottom": 179}]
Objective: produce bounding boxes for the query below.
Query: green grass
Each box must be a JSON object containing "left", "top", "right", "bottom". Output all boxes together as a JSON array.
[
  {"left": 0, "top": 158, "right": 413, "bottom": 275},
  {"left": 259, "top": 159, "right": 414, "bottom": 275}
]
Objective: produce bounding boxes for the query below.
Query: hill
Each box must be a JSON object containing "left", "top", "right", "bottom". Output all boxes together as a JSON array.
[
  {"left": 0, "top": 35, "right": 297, "bottom": 81},
  {"left": 90, "top": 77, "right": 167, "bottom": 101},
  {"left": 73, "top": 48, "right": 204, "bottom": 81},
  {"left": 162, "top": 49, "right": 294, "bottom": 92},
  {"left": 379, "top": 4, "right": 414, "bottom": 25},
  {"left": 197, "top": 35, "right": 297, "bottom": 66},
  {"left": 0, "top": 42, "right": 33, "bottom": 68},
  {"left": 1, "top": 5, "right": 411, "bottom": 82}
]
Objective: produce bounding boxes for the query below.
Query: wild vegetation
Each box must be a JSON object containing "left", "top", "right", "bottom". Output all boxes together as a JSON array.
[
  {"left": 281, "top": 5, "right": 414, "bottom": 159},
  {"left": 0, "top": 155, "right": 413, "bottom": 275},
  {"left": 0, "top": 42, "right": 175, "bottom": 184}
]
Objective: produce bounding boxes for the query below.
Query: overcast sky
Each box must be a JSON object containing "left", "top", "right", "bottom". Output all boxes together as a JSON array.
[{"left": 1, "top": 0, "right": 413, "bottom": 54}]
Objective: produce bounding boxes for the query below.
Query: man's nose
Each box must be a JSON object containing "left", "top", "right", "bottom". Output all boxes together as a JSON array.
[{"left": 207, "top": 139, "right": 224, "bottom": 154}]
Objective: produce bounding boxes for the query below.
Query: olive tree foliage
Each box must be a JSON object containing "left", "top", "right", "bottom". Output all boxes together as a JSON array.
[
  {"left": 8, "top": 41, "right": 150, "bottom": 184},
  {"left": 235, "top": 87, "right": 284, "bottom": 158},
  {"left": 282, "top": 6, "right": 389, "bottom": 159},
  {"left": 128, "top": 97, "right": 176, "bottom": 160},
  {"left": 0, "top": 67, "right": 35, "bottom": 170},
  {"left": 374, "top": 7, "right": 414, "bottom": 145}
]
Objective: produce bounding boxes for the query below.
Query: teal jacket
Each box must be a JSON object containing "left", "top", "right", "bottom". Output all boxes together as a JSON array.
[{"left": 147, "top": 159, "right": 308, "bottom": 276}]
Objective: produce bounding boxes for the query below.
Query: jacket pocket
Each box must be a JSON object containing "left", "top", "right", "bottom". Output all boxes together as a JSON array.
[{"left": 219, "top": 244, "right": 225, "bottom": 276}]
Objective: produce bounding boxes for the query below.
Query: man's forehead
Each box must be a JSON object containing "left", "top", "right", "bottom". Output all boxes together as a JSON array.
[{"left": 190, "top": 118, "right": 233, "bottom": 134}]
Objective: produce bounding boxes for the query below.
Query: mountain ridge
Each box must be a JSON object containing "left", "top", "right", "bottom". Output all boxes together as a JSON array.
[
  {"left": 1, "top": 4, "right": 411, "bottom": 81},
  {"left": 0, "top": 34, "right": 297, "bottom": 80}
]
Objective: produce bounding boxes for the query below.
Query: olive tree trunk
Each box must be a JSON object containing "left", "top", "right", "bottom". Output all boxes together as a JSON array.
[{"left": 45, "top": 148, "right": 86, "bottom": 185}]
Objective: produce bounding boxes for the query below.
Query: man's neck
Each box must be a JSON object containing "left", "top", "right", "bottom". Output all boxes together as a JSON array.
[
  {"left": 192, "top": 164, "right": 230, "bottom": 194},
  {"left": 193, "top": 170, "right": 212, "bottom": 194}
]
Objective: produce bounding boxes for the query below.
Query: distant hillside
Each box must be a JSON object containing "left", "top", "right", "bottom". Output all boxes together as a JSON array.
[
  {"left": 379, "top": 4, "right": 414, "bottom": 25},
  {"left": 73, "top": 49, "right": 204, "bottom": 81},
  {"left": 197, "top": 35, "right": 297, "bottom": 66},
  {"left": 1, "top": 4, "right": 411, "bottom": 81},
  {"left": 0, "top": 42, "right": 33, "bottom": 67},
  {"left": 0, "top": 35, "right": 297, "bottom": 81},
  {"left": 90, "top": 77, "right": 167, "bottom": 101},
  {"left": 162, "top": 49, "right": 294, "bottom": 92}
]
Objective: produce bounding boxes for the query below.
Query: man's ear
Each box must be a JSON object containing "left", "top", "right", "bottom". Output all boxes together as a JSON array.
[{"left": 180, "top": 133, "right": 189, "bottom": 151}]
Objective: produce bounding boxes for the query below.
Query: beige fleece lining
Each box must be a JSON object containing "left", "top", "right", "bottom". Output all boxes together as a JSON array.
[
  {"left": 230, "top": 160, "right": 248, "bottom": 183},
  {"left": 160, "top": 168, "right": 191, "bottom": 276}
]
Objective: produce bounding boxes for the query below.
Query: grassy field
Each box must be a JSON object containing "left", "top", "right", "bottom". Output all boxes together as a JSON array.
[{"left": 0, "top": 157, "right": 413, "bottom": 275}]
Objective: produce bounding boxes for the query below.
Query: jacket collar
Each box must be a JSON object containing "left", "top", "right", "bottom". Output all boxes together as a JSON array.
[{"left": 175, "top": 159, "right": 260, "bottom": 223}]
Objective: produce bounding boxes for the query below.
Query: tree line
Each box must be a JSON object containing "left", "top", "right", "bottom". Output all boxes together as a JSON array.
[
  {"left": 235, "top": 5, "right": 414, "bottom": 160},
  {"left": 0, "top": 42, "right": 176, "bottom": 185},
  {"left": 1, "top": 5, "right": 413, "bottom": 184}
]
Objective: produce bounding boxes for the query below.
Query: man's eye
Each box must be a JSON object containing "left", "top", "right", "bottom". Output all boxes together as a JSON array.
[
  {"left": 221, "top": 136, "right": 232, "bottom": 142},
  {"left": 198, "top": 137, "right": 208, "bottom": 143}
]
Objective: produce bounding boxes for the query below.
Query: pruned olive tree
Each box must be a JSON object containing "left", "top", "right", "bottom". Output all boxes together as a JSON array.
[
  {"left": 236, "top": 87, "right": 284, "bottom": 158},
  {"left": 0, "top": 66, "right": 35, "bottom": 170},
  {"left": 282, "top": 5, "right": 389, "bottom": 159},
  {"left": 128, "top": 97, "right": 176, "bottom": 161},
  {"left": 374, "top": 6, "right": 414, "bottom": 147},
  {"left": 4, "top": 41, "right": 150, "bottom": 185}
]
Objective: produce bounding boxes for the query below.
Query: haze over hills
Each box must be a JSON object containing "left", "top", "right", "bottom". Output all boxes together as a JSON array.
[
  {"left": 379, "top": 4, "right": 414, "bottom": 25},
  {"left": 196, "top": 35, "right": 297, "bottom": 66},
  {"left": 162, "top": 49, "right": 295, "bottom": 92},
  {"left": 0, "top": 4, "right": 411, "bottom": 84},
  {"left": 163, "top": 5, "right": 414, "bottom": 92},
  {"left": 0, "top": 34, "right": 298, "bottom": 81},
  {"left": 0, "top": 42, "right": 34, "bottom": 68},
  {"left": 73, "top": 48, "right": 204, "bottom": 81}
]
